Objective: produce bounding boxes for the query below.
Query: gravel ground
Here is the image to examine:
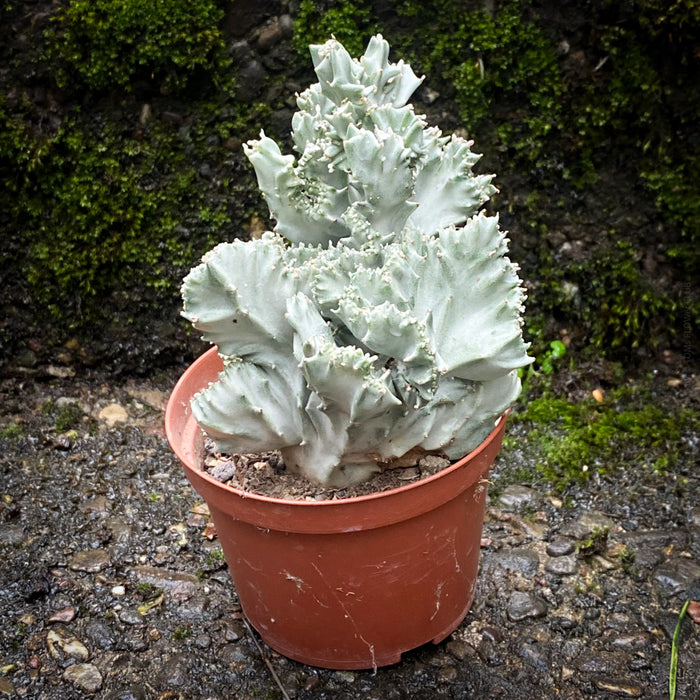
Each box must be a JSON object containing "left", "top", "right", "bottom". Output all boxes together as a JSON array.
[{"left": 1, "top": 363, "right": 699, "bottom": 700}]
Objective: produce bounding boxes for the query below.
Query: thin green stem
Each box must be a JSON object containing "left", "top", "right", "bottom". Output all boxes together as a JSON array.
[{"left": 669, "top": 599, "right": 689, "bottom": 700}]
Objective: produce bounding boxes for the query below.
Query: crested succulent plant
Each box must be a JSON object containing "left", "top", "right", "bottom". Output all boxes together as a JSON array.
[{"left": 182, "top": 35, "right": 533, "bottom": 488}]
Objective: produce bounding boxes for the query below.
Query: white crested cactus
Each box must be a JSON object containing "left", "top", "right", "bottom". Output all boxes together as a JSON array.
[{"left": 182, "top": 35, "right": 533, "bottom": 487}]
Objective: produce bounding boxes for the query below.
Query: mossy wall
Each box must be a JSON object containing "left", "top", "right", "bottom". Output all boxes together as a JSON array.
[
  {"left": 1, "top": 0, "right": 278, "bottom": 370},
  {"left": 294, "top": 0, "right": 700, "bottom": 361},
  {"left": 1, "top": 0, "right": 698, "bottom": 370}
]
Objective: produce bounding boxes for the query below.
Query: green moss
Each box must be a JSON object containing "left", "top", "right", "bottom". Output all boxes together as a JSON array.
[
  {"left": 136, "top": 582, "right": 162, "bottom": 599},
  {"left": 54, "top": 403, "right": 84, "bottom": 432},
  {"left": 576, "top": 527, "right": 609, "bottom": 558},
  {"left": 24, "top": 119, "right": 206, "bottom": 316},
  {"left": 617, "top": 545, "right": 637, "bottom": 576},
  {"left": 568, "top": 242, "right": 678, "bottom": 355},
  {"left": 391, "top": 0, "right": 564, "bottom": 163},
  {"left": 47, "top": 0, "right": 231, "bottom": 93},
  {"left": 525, "top": 233, "right": 686, "bottom": 360},
  {"left": 173, "top": 625, "right": 192, "bottom": 640},
  {"left": 5, "top": 107, "right": 248, "bottom": 326},
  {"left": 511, "top": 381, "right": 699, "bottom": 491},
  {"left": 205, "top": 547, "right": 225, "bottom": 568},
  {"left": 643, "top": 154, "right": 700, "bottom": 277},
  {"left": 292, "top": 0, "right": 379, "bottom": 58},
  {"left": 566, "top": 2, "right": 700, "bottom": 264},
  {"left": 1, "top": 423, "right": 22, "bottom": 440}
]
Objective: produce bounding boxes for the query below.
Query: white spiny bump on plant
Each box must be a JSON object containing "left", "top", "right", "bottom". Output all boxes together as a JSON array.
[{"left": 181, "top": 35, "right": 533, "bottom": 487}]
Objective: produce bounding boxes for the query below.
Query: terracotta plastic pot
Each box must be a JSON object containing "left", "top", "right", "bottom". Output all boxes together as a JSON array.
[{"left": 166, "top": 347, "right": 507, "bottom": 670}]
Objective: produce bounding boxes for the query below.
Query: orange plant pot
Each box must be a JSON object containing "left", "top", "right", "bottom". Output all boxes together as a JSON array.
[{"left": 166, "top": 347, "right": 507, "bottom": 670}]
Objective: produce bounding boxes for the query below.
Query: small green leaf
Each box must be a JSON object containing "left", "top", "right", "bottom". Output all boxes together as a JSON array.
[{"left": 669, "top": 598, "right": 689, "bottom": 700}]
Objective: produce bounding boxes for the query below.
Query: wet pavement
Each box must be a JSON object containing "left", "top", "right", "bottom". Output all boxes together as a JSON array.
[{"left": 1, "top": 365, "right": 698, "bottom": 699}]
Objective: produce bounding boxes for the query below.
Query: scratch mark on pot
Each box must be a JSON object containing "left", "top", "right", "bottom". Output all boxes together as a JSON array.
[
  {"left": 239, "top": 556, "right": 264, "bottom": 573},
  {"left": 311, "top": 562, "right": 377, "bottom": 671},
  {"left": 444, "top": 531, "right": 462, "bottom": 573},
  {"left": 473, "top": 478, "right": 489, "bottom": 503},
  {"left": 283, "top": 570, "right": 331, "bottom": 608},
  {"left": 430, "top": 582, "right": 444, "bottom": 621},
  {"left": 283, "top": 571, "right": 307, "bottom": 592}
]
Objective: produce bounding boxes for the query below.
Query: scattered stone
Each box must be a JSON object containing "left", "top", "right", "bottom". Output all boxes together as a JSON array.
[
  {"left": 102, "top": 686, "right": 149, "bottom": 700},
  {"left": 62, "top": 637, "right": 89, "bottom": 661},
  {"left": 545, "top": 554, "right": 578, "bottom": 576},
  {"left": 130, "top": 565, "right": 199, "bottom": 600},
  {"left": 237, "top": 60, "right": 265, "bottom": 101},
  {"left": 484, "top": 547, "right": 540, "bottom": 577},
  {"left": 418, "top": 86, "right": 440, "bottom": 104},
  {"left": 574, "top": 650, "right": 627, "bottom": 674},
  {"left": 481, "top": 625, "right": 503, "bottom": 643},
  {"left": 550, "top": 614, "right": 580, "bottom": 632},
  {"left": 139, "top": 103, "right": 151, "bottom": 125},
  {"left": 48, "top": 606, "right": 76, "bottom": 623},
  {"left": 210, "top": 459, "right": 237, "bottom": 482},
  {"left": 594, "top": 678, "right": 643, "bottom": 697},
  {"left": 97, "top": 403, "right": 128, "bottom": 427},
  {"left": 497, "top": 485, "right": 540, "bottom": 511},
  {"left": 83, "top": 621, "right": 117, "bottom": 650},
  {"left": 0, "top": 523, "right": 25, "bottom": 545},
  {"left": 257, "top": 18, "right": 283, "bottom": 51},
  {"left": 445, "top": 639, "right": 478, "bottom": 660},
  {"left": 176, "top": 594, "right": 213, "bottom": 620},
  {"left": 69, "top": 549, "right": 110, "bottom": 573},
  {"left": 335, "top": 671, "right": 356, "bottom": 684},
  {"left": 106, "top": 516, "right": 133, "bottom": 545},
  {"left": 605, "top": 612, "right": 632, "bottom": 631},
  {"left": 622, "top": 529, "right": 687, "bottom": 568},
  {"left": 518, "top": 640, "right": 550, "bottom": 672},
  {"left": 195, "top": 633, "right": 211, "bottom": 649},
  {"left": 63, "top": 663, "right": 103, "bottom": 694},
  {"left": 278, "top": 14, "right": 293, "bottom": 37},
  {"left": 691, "top": 506, "right": 700, "bottom": 528},
  {"left": 592, "top": 554, "right": 616, "bottom": 570},
  {"left": 46, "top": 629, "right": 89, "bottom": 661},
  {"left": 119, "top": 608, "right": 145, "bottom": 626},
  {"left": 438, "top": 666, "right": 458, "bottom": 683},
  {"left": 608, "top": 633, "right": 651, "bottom": 651},
  {"left": 22, "top": 570, "right": 51, "bottom": 601},
  {"left": 162, "top": 110, "right": 184, "bottom": 125},
  {"left": 125, "top": 632, "right": 148, "bottom": 652},
  {"left": 46, "top": 365, "right": 75, "bottom": 378},
  {"left": 221, "top": 620, "right": 245, "bottom": 642},
  {"left": 155, "top": 653, "right": 190, "bottom": 688},
  {"left": 546, "top": 536, "right": 576, "bottom": 557},
  {"left": 653, "top": 558, "right": 700, "bottom": 595},
  {"left": 80, "top": 495, "right": 110, "bottom": 514},
  {"left": 220, "top": 643, "right": 248, "bottom": 668},
  {"left": 559, "top": 511, "right": 617, "bottom": 539},
  {"left": 506, "top": 591, "right": 547, "bottom": 621},
  {"left": 127, "top": 388, "right": 167, "bottom": 410}
]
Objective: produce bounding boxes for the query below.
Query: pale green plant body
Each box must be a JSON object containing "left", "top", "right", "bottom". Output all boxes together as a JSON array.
[{"left": 182, "top": 35, "right": 533, "bottom": 487}]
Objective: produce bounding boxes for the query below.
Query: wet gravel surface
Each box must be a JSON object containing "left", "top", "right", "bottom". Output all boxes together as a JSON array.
[{"left": 1, "top": 365, "right": 699, "bottom": 699}]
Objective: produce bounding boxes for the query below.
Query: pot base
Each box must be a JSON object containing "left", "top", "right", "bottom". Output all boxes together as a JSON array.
[{"left": 254, "top": 605, "right": 471, "bottom": 670}]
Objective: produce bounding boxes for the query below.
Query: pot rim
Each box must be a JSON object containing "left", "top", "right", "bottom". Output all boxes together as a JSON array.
[
  {"left": 166, "top": 347, "right": 507, "bottom": 532},
  {"left": 167, "top": 347, "right": 506, "bottom": 508}
]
